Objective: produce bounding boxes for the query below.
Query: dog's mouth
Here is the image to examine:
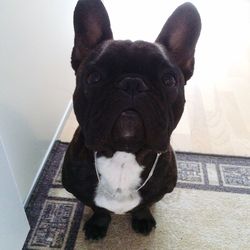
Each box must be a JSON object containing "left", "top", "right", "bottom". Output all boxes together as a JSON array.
[{"left": 111, "top": 109, "right": 145, "bottom": 152}]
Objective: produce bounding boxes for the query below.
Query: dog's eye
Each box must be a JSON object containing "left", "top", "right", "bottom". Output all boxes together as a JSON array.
[
  {"left": 162, "top": 74, "right": 176, "bottom": 88},
  {"left": 86, "top": 71, "right": 101, "bottom": 84}
]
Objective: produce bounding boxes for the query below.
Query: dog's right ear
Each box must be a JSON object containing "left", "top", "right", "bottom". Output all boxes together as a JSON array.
[
  {"left": 71, "top": 0, "right": 113, "bottom": 72},
  {"left": 156, "top": 3, "right": 201, "bottom": 81}
]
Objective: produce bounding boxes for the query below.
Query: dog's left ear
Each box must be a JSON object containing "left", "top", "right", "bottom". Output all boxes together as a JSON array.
[
  {"left": 156, "top": 3, "right": 201, "bottom": 81},
  {"left": 71, "top": 0, "right": 113, "bottom": 72}
]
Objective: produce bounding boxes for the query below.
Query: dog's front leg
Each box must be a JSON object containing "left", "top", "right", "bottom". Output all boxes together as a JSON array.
[
  {"left": 131, "top": 207, "right": 156, "bottom": 235},
  {"left": 83, "top": 207, "right": 111, "bottom": 240}
]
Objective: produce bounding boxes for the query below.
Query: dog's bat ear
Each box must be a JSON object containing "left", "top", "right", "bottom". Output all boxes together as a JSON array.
[
  {"left": 156, "top": 2, "right": 201, "bottom": 81},
  {"left": 71, "top": 0, "right": 113, "bottom": 72}
]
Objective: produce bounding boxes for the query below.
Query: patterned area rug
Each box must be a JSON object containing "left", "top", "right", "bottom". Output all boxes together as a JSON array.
[{"left": 23, "top": 141, "right": 250, "bottom": 250}]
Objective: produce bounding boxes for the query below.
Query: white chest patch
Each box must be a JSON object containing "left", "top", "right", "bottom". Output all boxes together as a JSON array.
[{"left": 94, "top": 151, "right": 144, "bottom": 214}]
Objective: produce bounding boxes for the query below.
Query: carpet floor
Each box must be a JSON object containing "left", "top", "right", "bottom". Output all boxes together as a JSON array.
[{"left": 23, "top": 141, "right": 250, "bottom": 250}]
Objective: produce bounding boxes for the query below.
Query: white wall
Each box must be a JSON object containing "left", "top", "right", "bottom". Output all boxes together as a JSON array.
[
  {"left": 0, "top": 139, "right": 30, "bottom": 250},
  {"left": 0, "top": 0, "right": 77, "bottom": 203}
]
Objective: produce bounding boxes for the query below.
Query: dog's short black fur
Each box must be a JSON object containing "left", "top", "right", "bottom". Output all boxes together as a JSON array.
[{"left": 62, "top": 0, "right": 201, "bottom": 240}]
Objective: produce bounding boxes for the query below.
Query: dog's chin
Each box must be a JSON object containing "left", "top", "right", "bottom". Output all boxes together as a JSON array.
[
  {"left": 111, "top": 110, "right": 145, "bottom": 153},
  {"left": 85, "top": 109, "right": 169, "bottom": 154}
]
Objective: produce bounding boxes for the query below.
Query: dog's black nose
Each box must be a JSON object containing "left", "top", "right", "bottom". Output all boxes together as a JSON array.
[{"left": 117, "top": 77, "right": 148, "bottom": 95}]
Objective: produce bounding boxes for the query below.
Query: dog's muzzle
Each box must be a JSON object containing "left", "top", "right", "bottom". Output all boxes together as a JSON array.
[
  {"left": 110, "top": 76, "right": 148, "bottom": 152},
  {"left": 111, "top": 110, "right": 145, "bottom": 152}
]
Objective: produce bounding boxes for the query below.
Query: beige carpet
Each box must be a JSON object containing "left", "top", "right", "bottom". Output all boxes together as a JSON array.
[
  {"left": 74, "top": 188, "right": 250, "bottom": 250},
  {"left": 23, "top": 142, "right": 250, "bottom": 250}
]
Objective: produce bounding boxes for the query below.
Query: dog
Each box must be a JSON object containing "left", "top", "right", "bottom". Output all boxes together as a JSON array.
[{"left": 62, "top": 0, "right": 201, "bottom": 240}]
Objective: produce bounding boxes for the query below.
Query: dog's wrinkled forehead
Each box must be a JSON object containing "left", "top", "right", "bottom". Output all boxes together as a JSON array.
[{"left": 88, "top": 40, "right": 172, "bottom": 74}]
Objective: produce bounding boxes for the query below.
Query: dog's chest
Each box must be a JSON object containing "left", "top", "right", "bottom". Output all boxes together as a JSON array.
[{"left": 94, "top": 152, "right": 144, "bottom": 214}]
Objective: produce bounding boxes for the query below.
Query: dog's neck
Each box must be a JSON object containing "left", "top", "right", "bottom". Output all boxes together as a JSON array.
[
  {"left": 94, "top": 151, "right": 162, "bottom": 193},
  {"left": 96, "top": 147, "right": 166, "bottom": 166},
  {"left": 93, "top": 150, "right": 161, "bottom": 214}
]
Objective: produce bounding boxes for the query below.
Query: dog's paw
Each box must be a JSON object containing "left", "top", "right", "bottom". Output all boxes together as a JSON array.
[
  {"left": 83, "top": 213, "right": 111, "bottom": 240},
  {"left": 131, "top": 213, "right": 156, "bottom": 235}
]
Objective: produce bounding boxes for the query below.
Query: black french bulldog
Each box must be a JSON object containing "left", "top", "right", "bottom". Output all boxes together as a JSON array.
[{"left": 62, "top": 0, "right": 201, "bottom": 240}]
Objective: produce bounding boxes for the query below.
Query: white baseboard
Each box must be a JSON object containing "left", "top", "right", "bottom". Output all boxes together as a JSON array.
[{"left": 24, "top": 100, "right": 73, "bottom": 207}]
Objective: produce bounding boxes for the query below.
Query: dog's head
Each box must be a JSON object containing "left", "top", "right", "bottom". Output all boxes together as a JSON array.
[{"left": 72, "top": 0, "right": 201, "bottom": 153}]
